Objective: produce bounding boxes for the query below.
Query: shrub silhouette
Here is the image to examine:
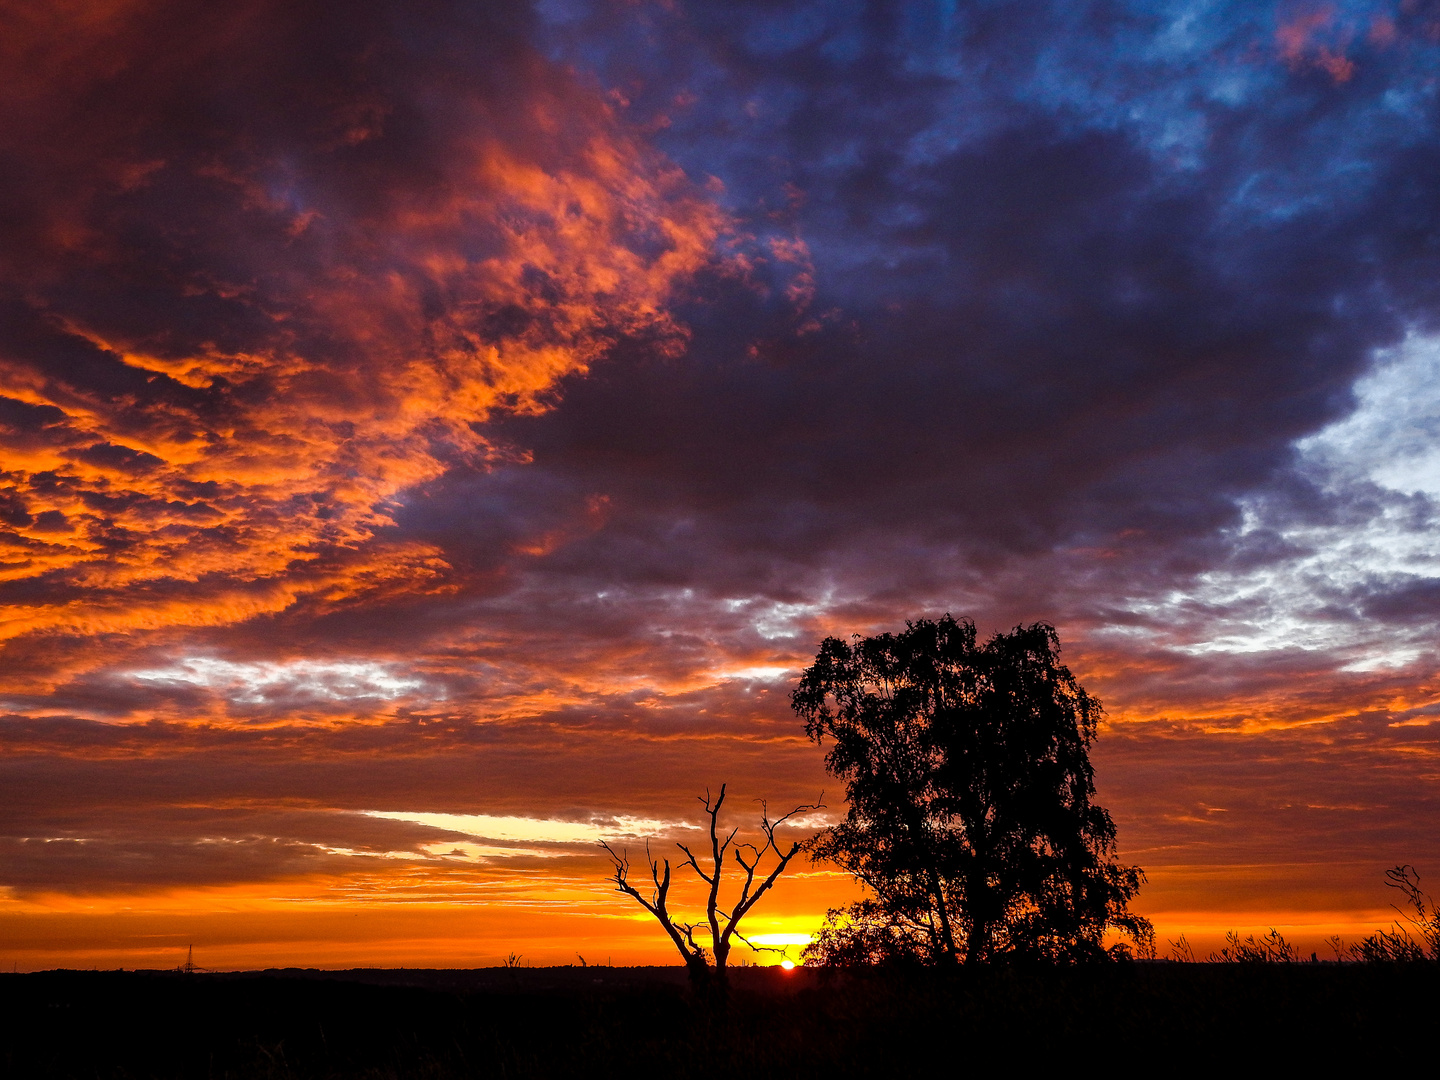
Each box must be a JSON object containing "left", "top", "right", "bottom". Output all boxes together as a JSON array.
[
  {"left": 1175, "top": 867, "right": 1439, "bottom": 965},
  {"left": 1350, "top": 865, "right": 1438, "bottom": 963},
  {"left": 1209, "top": 929, "right": 1298, "bottom": 963}
]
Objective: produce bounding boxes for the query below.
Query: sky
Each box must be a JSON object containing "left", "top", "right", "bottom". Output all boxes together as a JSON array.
[{"left": 2, "top": 0, "right": 1439, "bottom": 970}]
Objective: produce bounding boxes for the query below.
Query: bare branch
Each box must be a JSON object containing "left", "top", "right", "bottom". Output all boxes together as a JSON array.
[
  {"left": 703, "top": 785, "right": 729, "bottom": 966},
  {"left": 600, "top": 838, "right": 702, "bottom": 969},
  {"left": 731, "top": 844, "right": 761, "bottom": 911},
  {"left": 727, "top": 925, "right": 791, "bottom": 958},
  {"left": 675, "top": 921, "right": 707, "bottom": 958},
  {"left": 717, "top": 796, "right": 825, "bottom": 956},
  {"left": 675, "top": 842, "right": 712, "bottom": 884},
  {"left": 602, "top": 785, "right": 824, "bottom": 982}
]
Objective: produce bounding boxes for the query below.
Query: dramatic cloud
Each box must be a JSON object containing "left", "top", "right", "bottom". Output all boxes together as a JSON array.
[
  {"left": 0, "top": 0, "right": 721, "bottom": 652},
  {"left": 3, "top": 0, "right": 1439, "bottom": 968}
]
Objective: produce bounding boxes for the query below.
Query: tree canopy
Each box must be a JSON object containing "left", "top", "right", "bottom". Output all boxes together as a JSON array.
[{"left": 792, "top": 615, "right": 1151, "bottom": 964}]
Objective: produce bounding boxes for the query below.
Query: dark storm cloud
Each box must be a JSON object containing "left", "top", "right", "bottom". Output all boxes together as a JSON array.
[
  {"left": 9, "top": 0, "right": 1432, "bottom": 660},
  {"left": 483, "top": 0, "right": 1440, "bottom": 600}
]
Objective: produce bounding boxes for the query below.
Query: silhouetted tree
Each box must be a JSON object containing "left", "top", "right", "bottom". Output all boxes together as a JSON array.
[
  {"left": 601, "top": 785, "right": 821, "bottom": 988},
  {"left": 793, "top": 615, "right": 1152, "bottom": 965}
]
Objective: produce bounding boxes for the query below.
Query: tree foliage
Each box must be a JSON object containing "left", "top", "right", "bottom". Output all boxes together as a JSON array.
[{"left": 792, "top": 615, "right": 1152, "bottom": 965}]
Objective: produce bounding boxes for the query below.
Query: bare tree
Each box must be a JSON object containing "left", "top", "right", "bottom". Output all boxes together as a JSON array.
[{"left": 601, "top": 784, "right": 821, "bottom": 989}]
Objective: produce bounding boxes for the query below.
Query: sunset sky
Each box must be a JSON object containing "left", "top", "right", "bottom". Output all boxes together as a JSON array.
[{"left": 3, "top": 0, "right": 1439, "bottom": 971}]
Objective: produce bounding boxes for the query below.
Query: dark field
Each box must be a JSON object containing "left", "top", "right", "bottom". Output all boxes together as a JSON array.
[{"left": 2, "top": 963, "right": 1435, "bottom": 1077}]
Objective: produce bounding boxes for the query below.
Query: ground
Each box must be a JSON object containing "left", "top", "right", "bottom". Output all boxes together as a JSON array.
[{"left": 3, "top": 963, "right": 1435, "bottom": 1076}]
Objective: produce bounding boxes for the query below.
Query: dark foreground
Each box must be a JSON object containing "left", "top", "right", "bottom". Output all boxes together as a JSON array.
[{"left": 3, "top": 963, "right": 1435, "bottom": 1077}]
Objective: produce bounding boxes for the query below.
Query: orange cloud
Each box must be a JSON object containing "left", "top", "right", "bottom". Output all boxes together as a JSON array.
[{"left": 0, "top": 0, "right": 725, "bottom": 656}]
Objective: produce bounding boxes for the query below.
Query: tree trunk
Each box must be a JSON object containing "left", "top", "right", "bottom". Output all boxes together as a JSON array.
[
  {"left": 685, "top": 954, "right": 713, "bottom": 992},
  {"left": 686, "top": 955, "right": 729, "bottom": 1017}
]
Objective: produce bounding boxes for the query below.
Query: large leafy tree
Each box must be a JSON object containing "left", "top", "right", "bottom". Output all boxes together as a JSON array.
[{"left": 792, "top": 615, "right": 1151, "bottom": 964}]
